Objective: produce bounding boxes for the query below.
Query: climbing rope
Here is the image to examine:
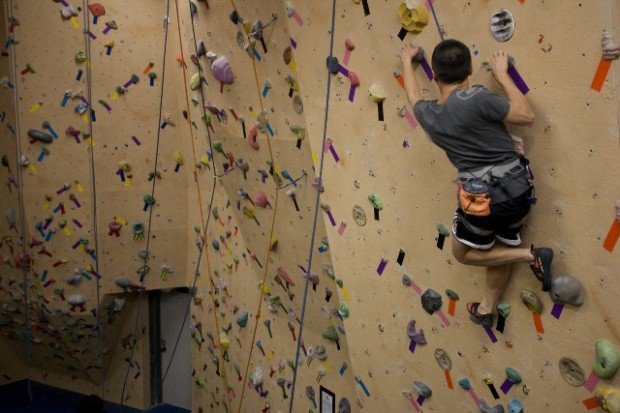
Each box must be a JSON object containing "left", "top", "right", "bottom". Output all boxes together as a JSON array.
[
  {"left": 287, "top": 0, "right": 337, "bottom": 410},
  {"left": 119, "top": 0, "right": 172, "bottom": 408},
  {"left": 428, "top": 0, "right": 445, "bottom": 41},
  {"left": 81, "top": 0, "right": 106, "bottom": 397},
  {"left": 6, "top": 0, "right": 33, "bottom": 403},
  {"left": 224, "top": 1, "right": 284, "bottom": 411},
  {"left": 159, "top": 0, "right": 230, "bottom": 406}
]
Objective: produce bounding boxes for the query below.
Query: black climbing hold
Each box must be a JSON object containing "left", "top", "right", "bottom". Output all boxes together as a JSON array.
[
  {"left": 421, "top": 289, "right": 443, "bottom": 314},
  {"left": 326, "top": 56, "right": 339, "bottom": 75}
]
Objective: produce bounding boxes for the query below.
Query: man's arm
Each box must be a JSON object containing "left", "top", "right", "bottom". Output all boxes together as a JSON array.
[
  {"left": 490, "top": 50, "right": 535, "bottom": 126},
  {"left": 401, "top": 44, "right": 422, "bottom": 107}
]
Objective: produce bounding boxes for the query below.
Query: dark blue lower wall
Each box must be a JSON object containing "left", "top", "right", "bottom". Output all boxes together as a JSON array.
[{"left": 0, "top": 380, "right": 190, "bottom": 413}]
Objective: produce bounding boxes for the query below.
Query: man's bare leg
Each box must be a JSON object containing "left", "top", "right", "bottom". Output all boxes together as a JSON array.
[
  {"left": 478, "top": 264, "right": 511, "bottom": 315},
  {"left": 451, "top": 236, "right": 534, "bottom": 267}
]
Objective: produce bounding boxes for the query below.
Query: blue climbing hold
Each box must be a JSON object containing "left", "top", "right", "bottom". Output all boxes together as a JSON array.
[
  {"left": 508, "top": 398, "right": 523, "bottom": 413},
  {"left": 458, "top": 377, "right": 472, "bottom": 390}
]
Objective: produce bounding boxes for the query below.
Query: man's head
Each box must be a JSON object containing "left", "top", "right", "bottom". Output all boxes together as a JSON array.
[{"left": 431, "top": 39, "right": 472, "bottom": 84}]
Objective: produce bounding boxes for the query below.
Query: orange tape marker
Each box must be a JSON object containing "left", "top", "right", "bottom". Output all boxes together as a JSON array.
[
  {"left": 532, "top": 312, "right": 544, "bottom": 334},
  {"left": 395, "top": 73, "right": 404, "bottom": 88},
  {"left": 582, "top": 397, "right": 599, "bottom": 410},
  {"left": 590, "top": 58, "right": 612, "bottom": 92},
  {"left": 444, "top": 370, "right": 454, "bottom": 389},
  {"left": 518, "top": 0, "right": 525, "bottom": 3},
  {"left": 448, "top": 298, "right": 456, "bottom": 316},
  {"left": 603, "top": 220, "right": 620, "bottom": 252}
]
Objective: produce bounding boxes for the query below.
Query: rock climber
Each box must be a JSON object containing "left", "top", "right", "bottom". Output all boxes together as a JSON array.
[{"left": 401, "top": 39, "right": 553, "bottom": 328}]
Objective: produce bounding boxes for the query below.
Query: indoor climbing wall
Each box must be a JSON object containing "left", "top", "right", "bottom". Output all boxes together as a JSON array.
[
  {"left": 176, "top": 0, "right": 357, "bottom": 411},
  {"left": 289, "top": 0, "right": 620, "bottom": 412}
]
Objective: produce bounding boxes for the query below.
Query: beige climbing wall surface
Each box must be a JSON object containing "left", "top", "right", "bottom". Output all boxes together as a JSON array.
[
  {"left": 288, "top": 0, "right": 620, "bottom": 412},
  {"left": 1, "top": 0, "right": 619, "bottom": 412}
]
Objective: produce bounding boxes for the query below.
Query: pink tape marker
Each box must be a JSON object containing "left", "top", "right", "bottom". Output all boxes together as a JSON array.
[
  {"left": 468, "top": 388, "right": 480, "bottom": 406},
  {"left": 583, "top": 371, "right": 600, "bottom": 393},
  {"left": 403, "top": 108, "right": 418, "bottom": 129},
  {"left": 435, "top": 309, "right": 451, "bottom": 327},
  {"left": 338, "top": 222, "right": 347, "bottom": 235}
]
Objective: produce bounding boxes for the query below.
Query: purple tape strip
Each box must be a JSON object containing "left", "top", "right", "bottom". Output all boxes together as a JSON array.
[
  {"left": 348, "top": 85, "right": 356, "bottom": 102},
  {"left": 551, "top": 303, "right": 564, "bottom": 319},
  {"left": 468, "top": 389, "right": 480, "bottom": 406},
  {"left": 329, "top": 144, "right": 340, "bottom": 162},
  {"left": 420, "top": 58, "right": 434, "bottom": 80},
  {"left": 123, "top": 79, "right": 133, "bottom": 88},
  {"left": 132, "top": 136, "right": 141, "bottom": 146},
  {"left": 484, "top": 326, "right": 498, "bottom": 343},
  {"left": 326, "top": 211, "right": 336, "bottom": 226},
  {"left": 416, "top": 395, "right": 425, "bottom": 405},
  {"left": 59, "top": 0, "right": 68, "bottom": 5},
  {"left": 338, "top": 64, "right": 350, "bottom": 77},
  {"left": 376, "top": 259, "right": 387, "bottom": 275},
  {"left": 436, "top": 309, "right": 451, "bottom": 327},
  {"left": 409, "top": 339, "right": 416, "bottom": 353},
  {"left": 500, "top": 378, "right": 513, "bottom": 394},
  {"left": 583, "top": 371, "right": 600, "bottom": 393},
  {"left": 290, "top": 38, "right": 297, "bottom": 49},
  {"left": 507, "top": 65, "right": 529, "bottom": 94}
]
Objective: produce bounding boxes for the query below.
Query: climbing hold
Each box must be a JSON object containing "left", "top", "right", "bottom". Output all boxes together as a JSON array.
[
  {"left": 490, "top": 8, "right": 515, "bottom": 42},
  {"left": 411, "top": 47, "right": 425, "bottom": 63},
  {"left": 207, "top": 52, "right": 234, "bottom": 84},
  {"left": 478, "top": 399, "right": 505, "bottom": 413},
  {"left": 406, "top": 320, "right": 426, "bottom": 344},
  {"left": 338, "top": 398, "right": 351, "bottom": 413},
  {"left": 88, "top": 3, "right": 106, "bottom": 17},
  {"left": 507, "top": 399, "right": 523, "bottom": 413},
  {"left": 421, "top": 289, "right": 443, "bottom": 314},
  {"left": 594, "top": 339, "right": 620, "bottom": 379},
  {"left": 603, "top": 34, "right": 620, "bottom": 60},
  {"left": 458, "top": 377, "right": 472, "bottom": 390},
  {"left": 445, "top": 289, "right": 459, "bottom": 300},
  {"left": 434, "top": 348, "right": 452, "bottom": 371},
  {"left": 368, "top": 83, "right": 386, "bottom": 121},
  {"left": 338, "top": 302, "right": 350, "bottom": 318},
  {"left": 398, "top": 1, "right": 429, "bottom": 33},
  {"left": 496, "top": 302, "right": 511, "bottom": 318},
  {"left": 352, "top": 205, "right": 367, "bottom": 226},
  {"left": 283, "top": 46, "right": 293, "bottom": 65},
  {"left": 189, "top": 73, "right": 201, "bottom": 91},
  {"left": 315, "top": 344, "right": 327, "bottom": 361},
  {"left": 236, "top": 311, "right": 249, "bottom": 328},
  {"left": 520, "top": 289, "right": 542, "bottom": 314},
  {"left": 293, "top": 94, "right": 304, "bottom": 114},
  {"left": 290, "top": 125, "right": 306, "bottom": 141},
  {"left": 368, "top": 193, "right": 383, "bottom": 210},
  {"left": 60, "top": 6, "right": 78, "bottom": 19},
  {"left": 558, "top": 357, "right": 586, "bottom": 387},
  {"left": 27, "top": 130, "right": 53, "bottom": 144},
  {"left": 549, "top": 275, "right": 585, "bottom": 307},
  {"left": 67, "top": 294, "right": 86, "bottom": 312},
  {"left": 402, "top": 273, "right": 412, "bottom": 286},
  {"left": 348, "top": 71, "right": 360, "bottom": 87},
  {"left": 437, "top": 223, "right": 450, "bottom": 236},
  {"left": 326, "top": 56, "right": 340, "bottom": 75},
  {"left": 132, "top": 222, "right": 145, "bottom": 240},
  {"left": 246, "top": 125, "right": 259, "bottom": 150},
  {"left": 595, "top": 384, "right": 620, "bottom": 413},
  {"left": 255, "top": 190, "right": 270, "bottom": 208},
  {"left": 412, "top": 381, "right": 432, "bottom": 398},
  {"left": 505, "top": 367, "right": 522, "bottom": 384}
]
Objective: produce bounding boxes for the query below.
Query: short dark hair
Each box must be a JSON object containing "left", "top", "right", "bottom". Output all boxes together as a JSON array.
[{"left": 431, "top": 39, "right": 472, "bottom": 84}]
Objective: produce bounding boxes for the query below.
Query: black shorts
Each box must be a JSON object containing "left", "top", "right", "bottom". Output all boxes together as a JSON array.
[{"left": 452, "top": 191, "right": 532, "bottom": 249}]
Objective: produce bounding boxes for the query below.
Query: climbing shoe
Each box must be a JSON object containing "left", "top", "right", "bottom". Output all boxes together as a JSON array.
[
  {"left": 467, "top": 302, "right": 494, "bottom": 328},
  {"left": 529, "top": 245, "right": 553, "bottom": 292}
]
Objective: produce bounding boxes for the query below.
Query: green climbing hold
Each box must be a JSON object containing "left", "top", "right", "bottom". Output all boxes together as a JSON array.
[
  {"left": 368, "top": 193, "right": 383, "bottom": 210},
  {"left": 189, "top": 72, "right": 201, "bottom": 90},
  {"left": 594, "top": 339, "right": 620, "bottom": 380},
  {"left": 445, "top": 289, "right": 459, "bottom": 300},
  {"left": 506, "top": 367, "right": 522, "bottom": 384},
  {"left": 322, "top": 325, "right": 339, "bottom": 342},
  {"left": 336, "top": 279, "right": 344, "bottom": 288},
  {"left": 212, "top": 140, "right": 224, "bottom": 153},
  {"left": 497, "top": 302, "right": 512, "bottom": 318},
  {"left": 436, "top": 223, "right": 450, "bottom": 236},
  {"left": 338, "top": 302, "right": 350, "bottom": 318},
  {"left": 236, "top": 311, "right": 249, "bottom": 328}
]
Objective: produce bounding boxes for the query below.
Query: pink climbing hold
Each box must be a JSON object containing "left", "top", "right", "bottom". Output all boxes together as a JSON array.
[{"left": 247, "top": 125, "right": 259, "bottom": 150}]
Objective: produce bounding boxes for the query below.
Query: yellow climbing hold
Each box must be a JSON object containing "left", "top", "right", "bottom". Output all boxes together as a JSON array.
[{"left": 398, "top": 1, "right": 429, "bottom": 33}]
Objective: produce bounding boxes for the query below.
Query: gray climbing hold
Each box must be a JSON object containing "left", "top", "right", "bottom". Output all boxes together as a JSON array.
[
  {"left": 421, "top": 288, "right": 442, "bottom": 314},
  {"left": 489, "top": 8, "right": 515, "bottom": 42},
  {"left": 506, "top": 367, "right": 522, "bottom": 384},
  {"left": 402, "top": 273, "right": 412, "bottom": 286},
  {"left": 478, "top": 399, "right": 505, "bottom": 413},
  {"left": 27, "top": 129, "right": 53, "bottom": 143},
  {"left": 549, "top": 275, "right": 585, "bottom": 307},
  {"left": 559, "top": 357, "right": 586, "bottom": 387},
  {"left": 338, "top": 397, "right": 351, "bottom": 413},
  {"left": 352, "top": 205, "right": 367, "bottom": 226},
  {"left": 434, "top": 348, "right": 452, "bottom": 371},
  {"left": 293, "top": 94, "right": 303, "bottom": 114},
  {"left": 315, "top": 345, "right": 327, "bottom": 361},
  {"left": 412, "top": 381, "right": 432, "bottom": 398}
]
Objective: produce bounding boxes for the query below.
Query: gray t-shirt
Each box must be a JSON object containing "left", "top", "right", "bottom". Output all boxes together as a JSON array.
[{"left": 413, "top": 85, "right": 517, "bottom": 172}]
